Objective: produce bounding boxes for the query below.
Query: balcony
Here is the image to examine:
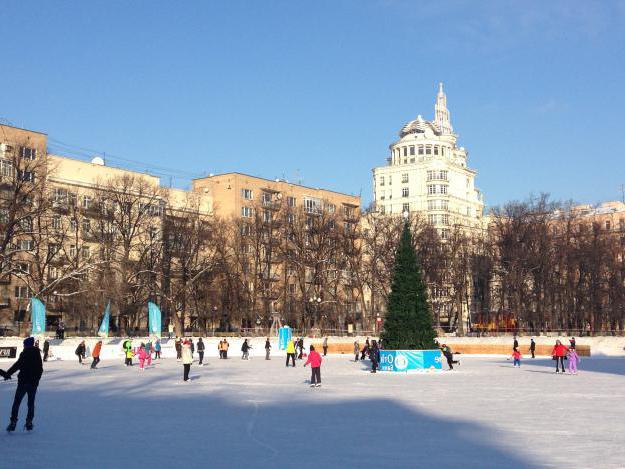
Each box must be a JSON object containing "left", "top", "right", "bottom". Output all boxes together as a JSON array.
[{"left": 262, "top": 200, "right": 281, "bottom": 211}]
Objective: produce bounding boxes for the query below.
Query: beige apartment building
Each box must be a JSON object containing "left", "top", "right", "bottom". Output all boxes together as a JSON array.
[{"left": 192, "top": 172, "right": 359, "bottom": 221}]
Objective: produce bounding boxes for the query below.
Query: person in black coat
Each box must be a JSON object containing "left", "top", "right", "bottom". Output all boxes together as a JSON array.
[
  {"left": 0, "top": 337, "right": 43, "bottom": 432},
  {"left": 369, "top": 340, "right": 380, "bottom": 373},
  {"left": 75, "top": 341, "right": 86, "bottom": 364},
  {"left": 264, "top": 338, "right": 271, "bottom": 360},
  {"left": 241, "top": 339, "right": 251, "bottom": 360},
  {"left": 42, "top": 339, "right": 50, "bottom": 362},
  {"left": 197, "top": 338, "right": 205, "bottom": 366},
  {"left": 530, "top": 338, "right": 536, "bottom": 359}
]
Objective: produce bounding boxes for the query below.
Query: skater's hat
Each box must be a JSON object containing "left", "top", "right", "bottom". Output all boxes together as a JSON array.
[{"left": 23, "top": 337, "right": 35, "bottom": 347}]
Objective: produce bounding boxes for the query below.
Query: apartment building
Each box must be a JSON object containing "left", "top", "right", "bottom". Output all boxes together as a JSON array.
[{"left": 372, "top": 83, "right": 485, "bottom": 237}]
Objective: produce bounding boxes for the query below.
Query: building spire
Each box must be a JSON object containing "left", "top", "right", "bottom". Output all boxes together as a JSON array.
[{"left": 434, "top": 82, "right": 453, "bottom": 134}]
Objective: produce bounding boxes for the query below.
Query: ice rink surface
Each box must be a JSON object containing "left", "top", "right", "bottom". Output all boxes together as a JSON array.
[{"left": 1, "top": 353, "right": 624, "bottom": 469}]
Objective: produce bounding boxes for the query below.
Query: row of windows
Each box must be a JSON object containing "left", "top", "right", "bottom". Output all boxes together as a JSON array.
[
  {"left": 377, "top": 171, "right": 449, "bottom": 187},
  {"left": 428, "top": 199, "right": 449, "bottom": 211},
  {"left": 393, "top": 144, "right": 448, "bottom": 158},
  {"left": 427, "top": 184, "right": 448, "bottom": 195},
  {"left": 428, "top": 214, "right": 450, "bottom": 226},
  {"left": 0, "top": 144, "right": 37, "bottom": 160}
]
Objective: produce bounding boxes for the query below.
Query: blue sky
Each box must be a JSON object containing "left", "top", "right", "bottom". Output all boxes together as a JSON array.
[{"left": 2, "top": 0, "right": 624, "bottom": 208}]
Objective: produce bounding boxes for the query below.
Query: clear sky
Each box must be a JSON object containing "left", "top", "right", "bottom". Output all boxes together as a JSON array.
[{"left": 2, "top": 1, "right": 624, "bottom": 208}]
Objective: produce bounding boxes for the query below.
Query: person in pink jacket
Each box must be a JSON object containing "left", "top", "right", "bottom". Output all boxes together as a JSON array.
[
  {"left": 304, "top": 345, "right": 323, "bottom": 387},
  {"left": 567, "top": 348, "right": 580, "bottom": 374},
  {"left": 135, "top": 344, "right": 149, "bottom": 371}
]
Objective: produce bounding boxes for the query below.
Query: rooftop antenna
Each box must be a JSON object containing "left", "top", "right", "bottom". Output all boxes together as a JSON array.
[
  {"left": 620, "top": 184, "right": 625, "bottom": 203},
  {"left": 295, "top": 168, "right": 302, "bottom": 185}
]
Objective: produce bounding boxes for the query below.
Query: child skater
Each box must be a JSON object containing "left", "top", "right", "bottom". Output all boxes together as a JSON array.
[
  {"left": 304, "top": 345, "right": 323, "bottom": 387},
  {"left": 567, "top": 347, "right": 580, "bottom": 374},
  {"left": 511, "top": 347, "right": 522, "bottom": 367}
]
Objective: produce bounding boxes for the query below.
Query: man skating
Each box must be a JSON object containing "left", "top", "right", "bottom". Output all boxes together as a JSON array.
[
  {"left": 530, "top": 338, "right": 536, "bottom": 359},
  {"left": 286, "top": 339, "right": 296, "bottom": 367},
  {"left": 0, "top": 337, "right": 43, "bottom": 432},
  {"left": 91, "top": 340, "right": 102, "bottom": 369},
  {"left": 264, "top": 338, "right": 271, "bottom": 360},
  {"left": 441, "top": 344, "right": 459, "bottom": 370},
  {"left": 197, "top": 338, "right": 205, "bottom": 365}
]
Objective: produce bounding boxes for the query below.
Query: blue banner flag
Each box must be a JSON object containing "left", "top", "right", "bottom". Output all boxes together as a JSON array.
[
  {"left": 148, "top": 302, "right": 162, "bottom": 338},
  {"left": 379, "top": 350, "right": 442, "bottom": 372},
  {"left": 98, "top": 301, "right": 111, "bottom": 337},
  {"left": 278, "top": 326, "right": 292, "bottom": 350},
  {"left": 30, "top": 298, "right": 46, "bottom": 335}
]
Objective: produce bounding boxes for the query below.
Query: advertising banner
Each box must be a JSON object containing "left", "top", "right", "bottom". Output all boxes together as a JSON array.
[
  {"left": 147, "top": 302, "right": 162, "bottom": 338},
  {"left": 278, "top": 326, "right": 292, "bottom": 350},
  {"left": 98, "top": 301, "right": 111, "bottom": 337},
  {"left": 379, "top": 350, "right": 442, "bottom": 372},
  {"left": 30, "top": 298, "right": 46, "bottom": 335}
]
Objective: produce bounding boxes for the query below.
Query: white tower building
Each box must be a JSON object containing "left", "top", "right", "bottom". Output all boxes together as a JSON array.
[{"left": 372, "top": 83, "right": 484, "bottom": 237}]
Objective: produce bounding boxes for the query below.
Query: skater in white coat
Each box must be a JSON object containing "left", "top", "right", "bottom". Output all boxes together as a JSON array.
[{"left": 182, "top": 340, "right": 193, "bottom": 382}]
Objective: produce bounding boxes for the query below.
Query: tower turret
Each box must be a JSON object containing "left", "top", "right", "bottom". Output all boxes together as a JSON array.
[{"left": 434, "top": 82, "right": 453, "bottom": 135}]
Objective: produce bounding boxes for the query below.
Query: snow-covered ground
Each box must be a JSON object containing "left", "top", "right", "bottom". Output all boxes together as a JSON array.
[{"left": 1, "top": 353, "right": 624, "bottom": 468}]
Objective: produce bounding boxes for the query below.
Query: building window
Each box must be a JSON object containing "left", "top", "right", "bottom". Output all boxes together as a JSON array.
[
  {"left": 402, "top": 203, "right": 410, "bottom": 213},
  {"left": 304, "top": 197, "right": 322, "bottom": 214},
  {"left": 20, "top": 147, "right": 37, "bottom": 160},
  {"left": 380, "top": 191, "right": 385, "bottom": 201},
  {"left": 82, "top": 219, "right": 91, "bottom": 233},
  {"left": 620, "top": 218, "right": 625, "bottom": 230},
  {"left": 287, "top": 213, "right": 294, "bottom": 223},
  {"left": 401, "top": 173, "right": 409, "bottom": 183},
  {"left": 379, "top": 176, "right": 385, "bottom": 187},
  {"left": 82, "top": 195, "right": 91, "bottom": 209},
  {"left": 326, "top": 203, "right": 336, "bottom": 214},
  {"left": 428, "top": 185, "right": 436, "bottom": 195},
  {"left": 261, "top": 192, "right": 272, "bottom": 205},
  {"left": 241, "top": 206, "right": 253, "bottom": 218},
  {"left": 442, "top": 147, "right": 446, "bottom": 156},
  {"left": 52, "top": 216, "right": 61, "bottom": 230},
  {"left": 20, "top": 240, "right": 34, "bottom": 251},
  {"left": 434, "top": 146, "right": 439, "bottom": 156},
  {"left": 388, "top": 175, "right": 392, "bottom": 185},
  {"left": 380, "top": 205, "right": 385, "bottom": 214},
  {"left": 0, "top": 159, "right": 13, "bottom": 178},
  {"left": 241, "top": 189, "right": 253, "bottom": 200},
  {"left": 81, "top": 246, "right": 90, "bottom": 259},
  {"left": 287, "top": 196, "right": 296, "bottom": 207},
  {"left": 403, "top": 147, "right": 407, "bottom": 157},
  {"left": 441, "top": 214, "right": 449, "bottom": 225},
  {"left": 418, "top": 145, "right": 424, "bottom": 155},
  {"left": 15, "top": 286, "right": 30, "bottom": 299},
  {"left": 440, "top": 185, "right": 448, "bottom": 194},
  {"left": 263, "top": 210, "right": 272, "bottom": 223},
  {"left": 402, "top": 187, "right": 409, "bottom": 198},
  {"left": 426, "top": 145, "right": 432, "bottom": 155},
  {"left": 606, "top": 221, "right": 611, "bottom": 231},
  {"left": 410, "top": 146, "right": 415, "bottom": 155},
  {"left": 428, "top": 214, "right": 438, "bottom": 225}
]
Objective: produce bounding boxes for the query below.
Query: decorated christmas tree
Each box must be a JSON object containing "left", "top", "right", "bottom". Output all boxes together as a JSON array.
[{"left": 380, "top": 221, "right": 437, "bottom": 350}]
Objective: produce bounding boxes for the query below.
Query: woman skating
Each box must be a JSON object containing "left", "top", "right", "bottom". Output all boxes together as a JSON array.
[
  {"left": 551, "top": 340, "right": 569, "bottom": 374},
  {"left": 304, "top": 345, "right": 323, "bottom": 387},
  {"left": 75, "top": 341, "right": 86, "bottom": 365},
  {"left": 182, "top": 340, "right": 193, "bottom": 382}
]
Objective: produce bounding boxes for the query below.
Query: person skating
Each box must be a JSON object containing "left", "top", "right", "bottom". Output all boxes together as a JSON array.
[
  {"left": 1, "top": 337, "right": 43, "bottom": 432},
  {"left": 297, "top": 338, "right": 304, "bottom": 360},
  {"left": 361, "top": 338, "right": 370, "bottom": 361},
  {"left": 569, "top": 337, "right": 576, "bottom": 350},
  {"left": 175, "top": 337, "right": 182, "bottom": 361},
  {"left": 567, "top": 347, "right": 580, "bottom": 374},
  {"left": 218, "top": 340, "right": 224, "bottom": 359},
  {"left": 145, "top": 340, "right": 152, "bottom": 359},
  {"left": 530, "top": 338, "right": 536, "bottom": 359},
  {"left": 513, "top": 336, "right": 519, "bottom": 350},
  {"left": 304, "top": 345, "right": 323, "bottom": 387},
  {"left": 241, "top": 339, "right": 251, "bottom": 360},
  {"left": 154, "top": 339, "right": 161, "bottom": 359},
  {"left": 182, "top": 340, "right": 192, "bottom": 382},
  {"left": 264, "top": 338, "right": 271, "bottom": 360},
  {"left": 353, "top": 341, "right": 360, "bottom": 361},
  {"left": 190, "top": 338, "right": 195, "bottom": 359},
  {"left": 123, "top": 339, "right": 133, "bottom": 366},
  {"left": 197, "top": 338, "right": 205, "bottom": 365},
  {"left": 91, "top": 340, "right": 102, "bottom": 369},
  {"left": 286, "top": 339, "right": 296, "bottom": 367},
  {"left": 42, "top": 339, "right": 50, "bottom": 362},
  {"left": 222, "top": 339, "right": 229, "bottom": 359},
  {"left": 551, "top": 339, "right": 568, "bottom": 374},
  {"left": 441, "top": 344, "right": 459, "bottom": 370},
  {"left": 75, "top": 340, "right": 86, "bottom": 365},
  {"left": 369, "top": 340, "right": 380, "bottom": 373},
  {"left": 135, "top": 344, "right": 150, "bottom": 370},
  {"left": 322, "top": 337, "right": 328, "bottom": 357},
  {"left": 511, "top": 347, "right": 521, "bottom": 367}
]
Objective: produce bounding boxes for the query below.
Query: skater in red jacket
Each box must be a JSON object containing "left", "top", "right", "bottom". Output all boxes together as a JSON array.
[
  {"left": 551, "top": 340, "right": 569, "bottom": 374},
  {"left": 304, "top": 345, "right": 323, "bottom": 387}
]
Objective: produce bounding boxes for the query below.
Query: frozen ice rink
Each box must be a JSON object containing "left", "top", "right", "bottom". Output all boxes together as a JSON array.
[{"left": 1, "top": 353, "right": 624, "bottom": 468}]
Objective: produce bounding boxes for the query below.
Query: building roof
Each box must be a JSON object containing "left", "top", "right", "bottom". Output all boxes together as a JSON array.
[{"left": 399, "top": 115, "right": 441, "bottom": 138}]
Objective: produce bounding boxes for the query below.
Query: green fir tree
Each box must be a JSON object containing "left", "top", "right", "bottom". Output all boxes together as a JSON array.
[{"left": 380, "top": 222, "right": 437, "bottom": 350}]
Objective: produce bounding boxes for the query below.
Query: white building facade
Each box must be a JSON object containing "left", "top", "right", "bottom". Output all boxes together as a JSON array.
[{"left": 372, "top": 84, "right": 484, "bottom": 237}]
